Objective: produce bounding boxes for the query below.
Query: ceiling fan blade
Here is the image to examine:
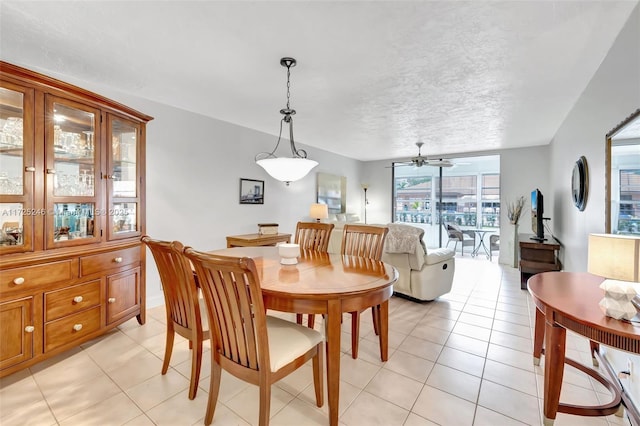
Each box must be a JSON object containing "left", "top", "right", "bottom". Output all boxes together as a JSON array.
[
  {"left": 426, "top": 159, "right": 454, "bottom": 167},
  {"left": 386, "top": 161, "right": 412, "bottom": 168}
]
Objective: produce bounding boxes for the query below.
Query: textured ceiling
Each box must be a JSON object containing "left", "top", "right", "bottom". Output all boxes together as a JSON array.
[{"left": 1, "top": 1, "right": 637, "bottom": 161}]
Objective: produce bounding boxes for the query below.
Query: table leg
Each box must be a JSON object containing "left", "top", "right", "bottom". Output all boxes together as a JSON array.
[
  {"left": 543, "top": 319, "right": 566, "bottom": 426},
  {"left": 377, "top": 300, "right": 389, "bottom": 361},
  {"left": 326, "top": 300, "right": 341, "bottom": 426},
  {"left": 533, "top": 308, "right": 545, "bottom": 366}
]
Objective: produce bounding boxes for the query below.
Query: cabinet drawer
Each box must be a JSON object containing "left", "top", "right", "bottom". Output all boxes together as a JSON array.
[
  {"left": 44, "top": 306, "right": 101, "bottom": 352},
  {"left": 0, "top": 260, "right": 76, "bottom": 295},
  {"left": 80, "top": 246, "right": 140, "bottom": 277},
  {"left": 45, "top": 280, "right": 101, "bottom": 322}
]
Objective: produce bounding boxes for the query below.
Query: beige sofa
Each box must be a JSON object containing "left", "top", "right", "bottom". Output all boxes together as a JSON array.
[{"left": 328, "top": 223, "right": 455, "bottom": 301}]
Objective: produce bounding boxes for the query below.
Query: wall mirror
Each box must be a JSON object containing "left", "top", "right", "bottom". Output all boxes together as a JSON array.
[
  {"left": 606, "top": 108, "right": 640, "bottom": 235},
  {"left": 572, "top": 156, "right": 588, "bottom": 211}
]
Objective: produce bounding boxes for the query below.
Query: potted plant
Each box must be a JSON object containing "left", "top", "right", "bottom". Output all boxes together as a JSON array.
[{"left": 507, "top": 196, "right": 526, "bottom": 267}]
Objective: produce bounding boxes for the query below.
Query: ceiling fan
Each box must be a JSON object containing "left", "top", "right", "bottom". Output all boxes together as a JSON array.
[{"left": 391, "top": 142, "right": 454, "bottom": 168}]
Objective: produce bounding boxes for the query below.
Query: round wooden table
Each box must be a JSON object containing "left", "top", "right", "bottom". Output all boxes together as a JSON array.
[
  {"left": 210, "top": 246, "right": 398, "bottom": 426},
  {"left": 528, "top": 272, "right": 640, "bottom": 425}
]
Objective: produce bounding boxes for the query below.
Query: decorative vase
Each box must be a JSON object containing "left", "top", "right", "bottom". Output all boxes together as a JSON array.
[
  {"left": 599, "top": 279, "right": 638, "bottom": 320},
  {"left": 512, "top": 223, "right": 519, "bottom": 268}
]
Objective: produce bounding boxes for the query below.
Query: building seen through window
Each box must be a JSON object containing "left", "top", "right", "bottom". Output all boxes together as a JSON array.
[{"left": 612, "top": 143, "right": 640, "bottom": 235}]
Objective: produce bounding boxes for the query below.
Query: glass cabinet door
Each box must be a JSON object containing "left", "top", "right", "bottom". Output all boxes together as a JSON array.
[
  {"left": 0, "top": 82, "right": 34, "bottom": 253},
  {"left": 107, "top": 115, "right": 141, "bottom": 240},
  {"left": 45, "top": 95, "right": 101, "bottom": 247}
]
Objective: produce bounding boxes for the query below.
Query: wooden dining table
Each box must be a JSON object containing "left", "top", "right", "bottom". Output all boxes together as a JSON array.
[{"left": 209, "top": 246, "right": 398, "bottom": 426}]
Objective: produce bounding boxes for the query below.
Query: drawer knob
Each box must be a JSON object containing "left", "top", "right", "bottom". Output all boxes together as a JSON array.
[
  {"left": 114, "top": 257, "right": 123, "bottom": 263},
  {"left": 73, "top": 324, "right": 83, "bottom": 331},
  {"left": 108, "top": 297, "right": 116, "bottom": 304},
  {"left": 73, "top": 296, "right": 83, "bottom": 303},
  {"left": 13, "top": 277, "right": 25, "bottom": 285},
  {"left": 24, "top": 326, "right": 35, "bottom": 333}
]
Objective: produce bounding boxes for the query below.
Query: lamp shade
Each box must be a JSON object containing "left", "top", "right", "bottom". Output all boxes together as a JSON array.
[
  {"left": 588, "top": 233, "right": 640, "bottom": 282},
  {"left": 309, "top": 203, "right": 329, "bottom": 221},
  {"left": 256, "top": 157, "right": 318, "bottom": 184}
]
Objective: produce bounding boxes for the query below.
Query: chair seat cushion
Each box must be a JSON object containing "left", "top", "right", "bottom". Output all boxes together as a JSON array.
[
  {"left": 425, "top": 247, "right": 455, "bottom": 265},
  {"left": 266, "top": 316, "right": 323, "bottom": 371}
]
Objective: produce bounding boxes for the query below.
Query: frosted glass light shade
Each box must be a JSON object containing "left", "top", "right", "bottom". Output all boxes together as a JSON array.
[
  {"left": 309, "top": 203, "right": 329, "bottom": 221},
  {"left": 588, "top": 234, "right": 640, "bottom": 282},
  {"left": 256, "top": 157, "right": 318, "bottom": 184}
]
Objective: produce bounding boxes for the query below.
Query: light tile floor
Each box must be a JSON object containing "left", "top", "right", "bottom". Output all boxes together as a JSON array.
[{"left": 0, "top": 257, "right": 633, "bottom": 426}]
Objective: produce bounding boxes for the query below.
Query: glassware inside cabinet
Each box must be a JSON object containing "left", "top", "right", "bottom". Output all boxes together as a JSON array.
[
  {"left": 0, "top": 87, "right": 24, "bottom": 195},
  {"left": 52, "top": 103, "right": 95, "bottom": 197},
  {"left": 111, "top": 202, "right": 136, "bottom": 234},
  {"left": 111, "top": 119, "right": 137, "bottom": 198},
  {"left": 0, "top": 203, "right": 24, "bottom": 246},
  {"left": 53, "top": 202, "right": 95, "bottom": 241}
]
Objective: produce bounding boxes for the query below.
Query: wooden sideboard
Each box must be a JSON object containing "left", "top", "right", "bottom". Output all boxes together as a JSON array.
[
  {"left": 519, "top": 234, "right": 561, "bottom": 289},
  {"left": 0, "top": 62, "right": 152, "bottom": 377},
  {"left": 226, "top": 233, "right": 291, "bottom": 248}
]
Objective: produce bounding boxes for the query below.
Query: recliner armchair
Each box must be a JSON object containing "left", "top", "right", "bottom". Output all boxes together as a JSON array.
[{"left": 382, "top": 224, "right": 455, "bottom": 301}]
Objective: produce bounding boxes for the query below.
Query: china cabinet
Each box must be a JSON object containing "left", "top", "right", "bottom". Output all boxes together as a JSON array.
[{"left": 0, "top": 61, "right": 152, "bottom": 377}]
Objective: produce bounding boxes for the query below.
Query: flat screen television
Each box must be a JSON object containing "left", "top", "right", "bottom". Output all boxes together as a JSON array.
[{"left": 531, "top": 189, "right": 545, "bottom": 241}]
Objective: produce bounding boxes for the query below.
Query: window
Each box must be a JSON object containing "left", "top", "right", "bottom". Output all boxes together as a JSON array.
[
  {"left": 611, "top": 143, "right": 640, "bottom": 235},
  {"left": 481, "top": 174, "right": 500, "bottom": 228},
  {"left": 392, "top": 155, "right": 500, "bottom": 248}
]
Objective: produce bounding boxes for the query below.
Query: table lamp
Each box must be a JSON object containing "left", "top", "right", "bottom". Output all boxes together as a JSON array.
[
  {"left": 588, "top": 233, "right": 640, "bottom": 320},
  {"left": 309, "top": 203, "right": 328, "bottom": 223}
]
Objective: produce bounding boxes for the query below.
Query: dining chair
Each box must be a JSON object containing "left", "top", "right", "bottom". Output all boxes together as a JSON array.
[
  {"left": 294, "top": 221, "right": 335, "bottom": 251},
  {"left": 181, "top": 245, "right": 324, "bottom": 426},
  {"left": 489, "top": 234, "right": 500, "bottom": 261},
  {"left": 141, "top": 236, "right": 209, "bottom": 400},
  {"left": 341, "top": 224, "right": 389, "bottom": 358},
  {"left": 294, "top": 221, "right": 335, "bottom": 328},
  {"left": 445, "top": 223, "right": 475, "bottom": 256}
]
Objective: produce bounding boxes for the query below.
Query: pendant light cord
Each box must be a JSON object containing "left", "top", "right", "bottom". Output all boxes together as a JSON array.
[{"left": 255, "top": 58, "right": 308, "bottom": 161}]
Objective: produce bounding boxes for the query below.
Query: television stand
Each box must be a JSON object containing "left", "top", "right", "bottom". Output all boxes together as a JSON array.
[
  {"left": 530, "top": 236, "right": 547, "bottom": 242},
  {"left": 519, "top": 234, "right": 561, "bottom": 289}
]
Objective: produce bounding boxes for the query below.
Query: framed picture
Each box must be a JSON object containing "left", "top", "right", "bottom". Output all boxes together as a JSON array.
[
  {"left": 317, "top": 173, "right": 346, "bottom": 214},
  {"left": 239, "top": 178, "right": 264, "bottom": 204}
]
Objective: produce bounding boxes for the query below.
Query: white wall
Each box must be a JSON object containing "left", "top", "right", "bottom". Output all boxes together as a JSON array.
[
  {"left": 549, "top": 3, "right": 640, "bottom": 273},
  {"left": 499, "top": 146, "right": 550, "bottom": 266}
]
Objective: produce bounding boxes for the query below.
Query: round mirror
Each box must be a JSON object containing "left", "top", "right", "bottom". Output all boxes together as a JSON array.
[{"left": 572, "top": 156, "right": 588, "bottom": 211}]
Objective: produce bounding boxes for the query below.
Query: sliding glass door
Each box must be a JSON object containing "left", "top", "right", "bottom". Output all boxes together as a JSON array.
[{"left": 392, "top": 155, "right": 500, "bottom": 248}]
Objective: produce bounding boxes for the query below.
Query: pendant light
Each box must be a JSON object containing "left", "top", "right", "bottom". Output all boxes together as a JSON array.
[{"left": 255, "top": 57, "right": 318, "bottom": 185}]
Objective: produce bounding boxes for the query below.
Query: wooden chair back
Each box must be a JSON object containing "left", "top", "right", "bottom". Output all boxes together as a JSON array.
[
  {"left": 142, "top": 236, "right": 203, "bottom": 334},
  {"left": 341, "top": 224, "right": 388, "bottom": 261},
  {"left": 340, "top": 224, "right": 389, "bottom": 359},
  {"left": 294, "top": 221, "right": 335, "bottom": 252},
  {"left": 182, "top": 247, "right": 267, "bottom": 375}
]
